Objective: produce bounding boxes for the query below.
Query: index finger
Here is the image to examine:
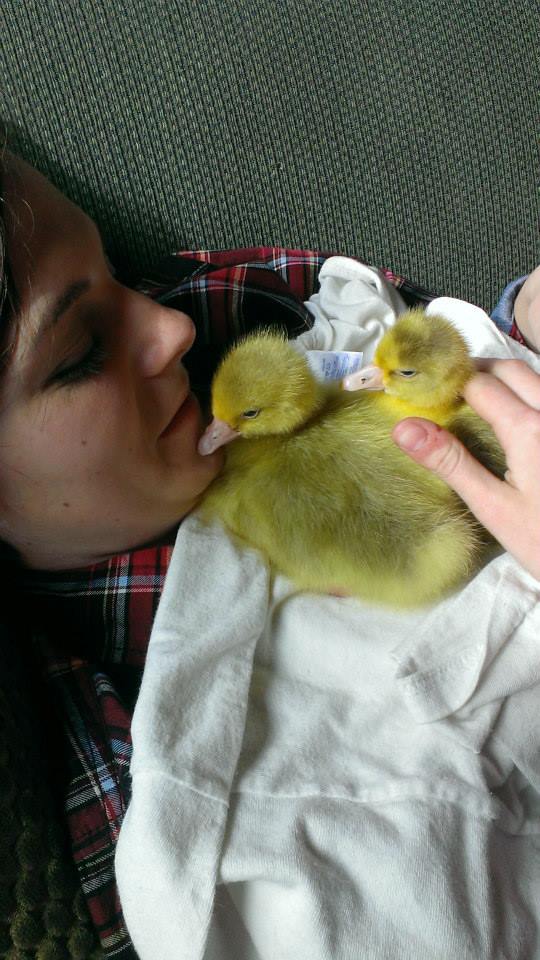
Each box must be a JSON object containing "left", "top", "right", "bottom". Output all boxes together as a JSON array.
[
  {"left": 464, "top": 371, "right": 538, "bottom": 449},
  {"left": 472, "top": 358, "right": 540, "bottom": 409}
]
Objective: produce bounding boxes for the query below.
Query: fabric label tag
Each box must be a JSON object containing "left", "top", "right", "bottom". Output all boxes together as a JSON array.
[{"left": 305, "top": 350, "right": 364, "bottom": 382}]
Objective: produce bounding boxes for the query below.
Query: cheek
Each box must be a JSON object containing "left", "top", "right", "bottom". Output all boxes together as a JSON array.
[{"left": 6, "top": 383, "right": 129, "bottom": 484}]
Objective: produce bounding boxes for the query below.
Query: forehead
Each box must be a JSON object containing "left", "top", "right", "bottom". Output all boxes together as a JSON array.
[
  {"left": 2, "top": 154, "right": 95, "bottom": 348},
  {"left": 4, "top": 153, "right": 89, "bottom": 270}
]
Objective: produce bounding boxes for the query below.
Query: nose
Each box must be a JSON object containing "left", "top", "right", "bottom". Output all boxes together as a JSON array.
[{"left": 128, "top": 291, "right": 196, "bottom": 377}]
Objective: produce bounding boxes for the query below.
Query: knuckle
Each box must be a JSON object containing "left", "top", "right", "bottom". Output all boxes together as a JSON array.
[
  {"left": 506, "top": 358, "right": 529, "bottom": 376},
  {"left": 520, "top": 407, "right": 540, "bottom": 438},
  {"left": 427, "top": 437, "right": 465, "bottom": 480}
]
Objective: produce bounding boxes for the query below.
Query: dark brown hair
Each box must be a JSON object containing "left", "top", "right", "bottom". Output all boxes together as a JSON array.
[
  {"left": 0, "top": 131, "right": 21, "bottom": 371},
  {"left": 0, "top": 139, "right": 8, "bottom": 320}
]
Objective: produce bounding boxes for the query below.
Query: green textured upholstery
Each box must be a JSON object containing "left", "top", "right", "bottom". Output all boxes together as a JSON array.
[
  {"left": 0, "top": 1, "right": 538, "bottom": 957},
  {"left": 1, "top": 0, "right": 538, "bottom": 306}
]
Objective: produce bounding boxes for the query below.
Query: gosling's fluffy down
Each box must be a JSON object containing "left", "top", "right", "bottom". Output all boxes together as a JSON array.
[{"left": 197, "top": 314, "right": 505, "bottom": 608}]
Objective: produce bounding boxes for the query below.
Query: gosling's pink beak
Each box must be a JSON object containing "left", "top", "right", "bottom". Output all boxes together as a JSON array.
[
  {"left": 198, "top": 416, "right": 240, "bottom": 455},
  {"left": 342, "top": 364, "right": 385, "bottom": 392}
]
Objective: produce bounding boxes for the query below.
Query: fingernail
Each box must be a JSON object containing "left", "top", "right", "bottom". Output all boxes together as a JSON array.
[{"left": 394, "top": 422, "right": 429, "bottom": 451}]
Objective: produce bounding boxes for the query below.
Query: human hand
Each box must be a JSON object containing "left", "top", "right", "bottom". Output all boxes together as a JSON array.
[{"left": 392, "top": 359, "right": 540, "bottom": 581}]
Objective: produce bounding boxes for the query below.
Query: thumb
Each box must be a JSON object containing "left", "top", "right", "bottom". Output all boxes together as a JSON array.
[{"left": 392, "top": 417, "right": 506, "bottom": 529}]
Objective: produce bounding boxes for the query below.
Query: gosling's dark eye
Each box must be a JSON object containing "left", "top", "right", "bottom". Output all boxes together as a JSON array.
[
  {"left": 241, "top": 409, "right": 260, "bottom": 419},
  {"left": 396, "top": 369, "right": 417, "bottom": 378}
]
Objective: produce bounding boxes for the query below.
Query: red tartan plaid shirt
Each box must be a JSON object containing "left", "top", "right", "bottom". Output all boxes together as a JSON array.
[{"left": 22, "top": 247, "right": 526, "bottom": 958}]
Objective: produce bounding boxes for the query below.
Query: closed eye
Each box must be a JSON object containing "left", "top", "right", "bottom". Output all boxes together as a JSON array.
[
  {"left": 395, "top": 369, "right": 417, "bottom": 378},
  {"left": 49, "top": 337, "right": 108, "bottom": 387}
]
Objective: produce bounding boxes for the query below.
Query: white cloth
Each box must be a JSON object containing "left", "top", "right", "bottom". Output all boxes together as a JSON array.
[
  {"left": 115, "top": 259, "right": 540, "bottom": 960},
  {"left": 298, "top": 256, "right": 408, "bottom": 358}
]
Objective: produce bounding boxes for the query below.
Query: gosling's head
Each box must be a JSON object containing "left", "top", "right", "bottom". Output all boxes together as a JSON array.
[
  {"left": 343, "top": 309, "right": 475, "bottom": 410},
  {"left": 198, "top": 330, "right": 323, "bottom": 454}
]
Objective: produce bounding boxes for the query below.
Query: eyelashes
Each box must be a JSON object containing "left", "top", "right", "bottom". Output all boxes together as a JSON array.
[
  {"left": 50, "top": 337, "right": 108, "bottom": 387},
  {"left": 47, "top": 255, "right": 116, "bottom": 389}
]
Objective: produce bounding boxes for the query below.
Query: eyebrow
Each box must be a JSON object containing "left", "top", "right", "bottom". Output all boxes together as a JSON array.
[{"left": 34, "top": 278, "right": 91, "bottom": 347}]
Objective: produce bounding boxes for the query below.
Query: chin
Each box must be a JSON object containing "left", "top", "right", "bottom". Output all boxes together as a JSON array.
[
  {"left": 200, "top": 444, "right": 225, "bottom": 474},
  {"left": 189, "top": 447, "right": 225, "bottom": 498}
]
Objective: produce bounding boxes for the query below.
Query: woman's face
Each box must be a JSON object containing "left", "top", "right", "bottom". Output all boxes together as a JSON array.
[{"left": 0, "top": 154, "right": 223, "bottom": 569}]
